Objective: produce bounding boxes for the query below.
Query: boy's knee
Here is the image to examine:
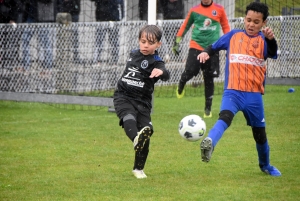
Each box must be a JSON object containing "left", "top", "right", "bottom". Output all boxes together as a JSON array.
[
  {"left": 123, "top": 114, "right": 135, "bottom": 122},
  {"left": 219, "top": 110, "right": 234, "bottom": 127},
  {"left": 252, "top": 127, "right": 267, "bottom": 144}
]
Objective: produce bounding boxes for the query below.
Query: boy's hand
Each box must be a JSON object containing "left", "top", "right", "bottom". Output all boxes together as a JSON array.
[
  {"left": 197, "top": 52, "right": 210, "bottom": 63},
  {"left": 172, "top": 43, "right": 180, "bottom": 56},
  {"left": 262, "top": 27, "right": 275, "bottom": 40},
  {"left": 149, "top": 68, "right": 163, "bottom": 78},
  {"left": 172, "top": 37, "right": 182, "bottom": 56}
]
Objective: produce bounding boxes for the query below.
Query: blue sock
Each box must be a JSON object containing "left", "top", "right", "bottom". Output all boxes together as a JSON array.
[
  {"left": 256, "top": 141, "right": 270, "bottom": 167},
  {"left": 208, "top": 120, "right": 228, "bottom": 147}
]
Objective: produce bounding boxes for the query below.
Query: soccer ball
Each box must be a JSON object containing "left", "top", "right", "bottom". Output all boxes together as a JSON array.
[{"left": 178, "top": 114, "right": 206, "bottom": 142}]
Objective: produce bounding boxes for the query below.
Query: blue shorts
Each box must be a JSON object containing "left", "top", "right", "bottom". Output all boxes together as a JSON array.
[{"left": 220, "top": 89, "right": 265, "bottom": 127}]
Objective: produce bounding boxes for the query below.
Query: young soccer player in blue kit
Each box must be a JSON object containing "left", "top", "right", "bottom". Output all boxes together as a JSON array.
[
  {"left": 197, "top": 2, "right": 281, "bottom": 176},
  {"left": 113, "top": 25, "right": 170, "bottom": 179}
]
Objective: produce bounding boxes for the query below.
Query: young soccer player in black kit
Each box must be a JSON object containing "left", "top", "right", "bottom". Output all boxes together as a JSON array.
[{"left": 113, "top": 25, "right": 170, "bottom": 179}]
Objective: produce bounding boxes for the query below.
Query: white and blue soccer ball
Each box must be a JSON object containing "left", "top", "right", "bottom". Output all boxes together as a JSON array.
[{"left": 178, "top": 114, "right": 206, "bottom": 142}]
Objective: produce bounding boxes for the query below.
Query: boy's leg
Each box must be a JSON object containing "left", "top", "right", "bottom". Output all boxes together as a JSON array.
[
  {"left": 177, "top": 48, "right": 201, "bottom": 98},
  {"left": 203, "top": 74, "right": 214, "bottom": 118},
  {"left": 132, "top": 128, "right": 151, "bottom": 179},
  {"left": 133, "top": 103, "right": 153, "bottom": 151},
  {"left": 123, "top": 114, "right": 138, "bottom": 141},
  {"left": 252, "top": 127, "right": 281, "bottom": 176},
  {"left": 248, "top": 94, "right": 281, "bottom": 177},
  {"left": 132, "top": 141, "right": 149, "bottom": 179},
  {"left": 133, "top": 139, "right": 150, "bottom": 171},
  {"left": 118, "top": 111, "right": 152, "bottom": 151},
  {"left": 201, "top": 91, "right": 239, "bottom": 162},
  {"left": 114, "top": 98, "right": 153, "bottom": 178},
  {"left": 256, "top": 141, "right": 281, "bottom": 176},
  {"left": 113, "top": 97, "right": 138, "bottom": 141},
  {"left": 131, "top": 103, "right": 153, "bottom": 178},
  {"left": 202, "top": 52, "right": 219, "bottom": 118},
  {"left": 133, "top": 126, "right": 152, "bottom": 151},
  {"left": 200, "top": 119, "right": 228, "bottom": 162},
  {"left": 132, "top": 125, "right": 152, "bottom": 179}
]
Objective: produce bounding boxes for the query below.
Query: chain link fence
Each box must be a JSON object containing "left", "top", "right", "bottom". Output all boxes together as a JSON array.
[{"left": 0, "top": 16, "right": 299, "bottom": 99}]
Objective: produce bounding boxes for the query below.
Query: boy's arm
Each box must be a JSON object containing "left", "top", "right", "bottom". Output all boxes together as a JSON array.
[
  {"left": 198, "top": 43, "right": 221, "bottom": 64},
  {"left": 176, "top": 9, "right": 194, "bottom": 38},
  {"left": 220, "top": 8, "right": 230, "bottom": 34},
  {"left": 262, "top": 27, "right": 277, "bottom": 58},
  {"left": 203, "top": 30, "right": 232, "bottom": 55},
  {"left": 198, "top": 31, "right": 232, "bottom": 63},
  {"left": 150, "top": 62, "right": 170, "bottom": 81},
  {"left": 265, "top": 38, "right": 278, "bottom": 58},
  {"left": 202, "top": 45, "right": 216, "bottom": 56},
  {"left": 159, "top": 68, "right": 170, "bottom": 81},
  {"left": 172, "top": 9, "right": 194, "bottom": 55}
]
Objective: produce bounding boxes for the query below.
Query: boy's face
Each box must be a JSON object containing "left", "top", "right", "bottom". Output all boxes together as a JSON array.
[
  {"left": 244, "top": 10, "right": 267, "bottom": 36},
  {"left": 201, "top": 0, "right": 212, "bottom": 5},
  {"left": 139, "top": 33, "right": 161, "bottom": 55}
]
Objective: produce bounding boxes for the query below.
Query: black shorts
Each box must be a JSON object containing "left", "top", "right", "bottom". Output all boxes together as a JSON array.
[
  {"left": 185, "top": 48, "right": 220, "bottom": 77},
  {"left": 113, "top": 97, "right": 153, "bottom": 131}
]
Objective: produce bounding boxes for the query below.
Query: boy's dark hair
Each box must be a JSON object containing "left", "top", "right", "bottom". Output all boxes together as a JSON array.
[
  {"left": 139, "top": 25, "right": 162, "bottom": 43},
  {"left": 245, "top": 2, "right": 269, "bottom": 21}
]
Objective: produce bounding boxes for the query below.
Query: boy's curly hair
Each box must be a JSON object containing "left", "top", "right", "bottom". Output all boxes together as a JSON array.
[{"left": 246, "top": 2, "right": 269, "bottom": 21}]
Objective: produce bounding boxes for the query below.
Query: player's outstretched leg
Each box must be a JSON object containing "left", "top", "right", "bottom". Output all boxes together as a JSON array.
[
  {"left": 256, "top": 141, "right": 281, "bottom": 176},
  {"left": 132, "top": 136, "right": 150, "bottom": 179},
  {"left": 200, "top": 137, "right": 214, "bottom": 162},
  {"left": 133, "top": 126, "right": 152, "bottom": 151}
]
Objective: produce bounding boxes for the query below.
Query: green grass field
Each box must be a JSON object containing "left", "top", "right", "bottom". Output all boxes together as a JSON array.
[{"left": 1, "top": 85, "right": 299, "bottom": 201}]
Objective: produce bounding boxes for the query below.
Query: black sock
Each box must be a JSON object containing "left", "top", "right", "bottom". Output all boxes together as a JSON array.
[
  {"left": 205, "top": 98, "right": 212, "bottom": 111},
  {"left": 178, "top": 80, "right": 186, "bottom": 94},
  {"left": 123, "top": 119, "right": 138, "bottom": 141},
  {"left": 133, "top": 140, "right": 149, "bottom": 170}
]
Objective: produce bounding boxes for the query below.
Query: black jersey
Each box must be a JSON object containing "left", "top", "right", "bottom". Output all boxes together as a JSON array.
[{"left": 114, "top": 49, "right": 170, "bottom": 108}]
